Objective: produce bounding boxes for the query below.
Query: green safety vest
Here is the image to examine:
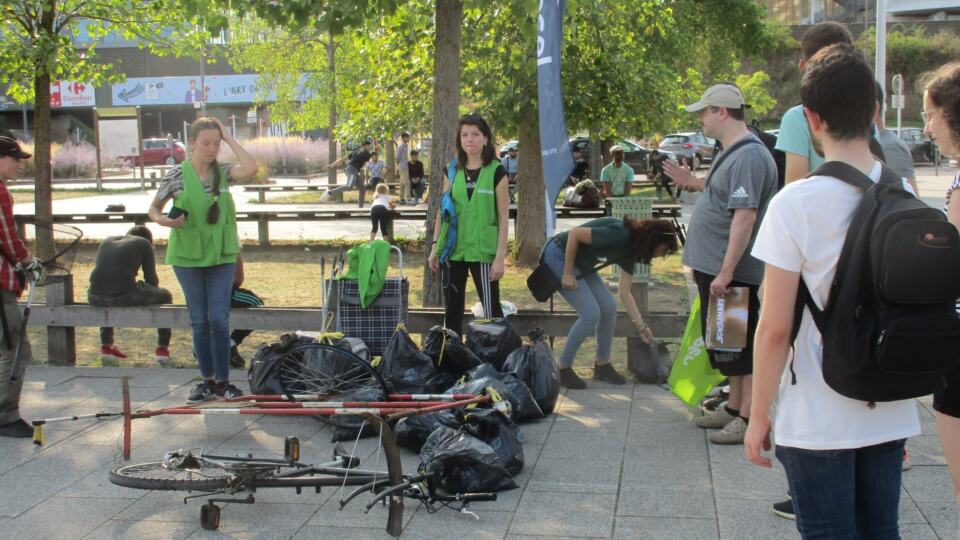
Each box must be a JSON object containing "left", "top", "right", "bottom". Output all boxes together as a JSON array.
[
  {"left": 449, "top": 163, "right": 499, "bottom": 263},
  {"left": 166, "top": 162, "right": 241, "bottom": 267}
]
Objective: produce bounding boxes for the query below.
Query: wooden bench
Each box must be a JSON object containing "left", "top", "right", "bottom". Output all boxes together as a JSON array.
[
  {"left": 29, "top": 276, "right": 687, "bottom": 365},
  {"left": 243, "top": 183, "right": 401, "bottom": 203}
]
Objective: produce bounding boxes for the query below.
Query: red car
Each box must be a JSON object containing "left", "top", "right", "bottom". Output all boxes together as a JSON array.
[{"left": 122, "top": 138, "right": 186, "bottom": 166}]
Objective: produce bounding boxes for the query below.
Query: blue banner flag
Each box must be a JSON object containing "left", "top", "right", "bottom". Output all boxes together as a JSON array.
[{"left": 536, "top": 0, "right": 574, "bottom": 237}]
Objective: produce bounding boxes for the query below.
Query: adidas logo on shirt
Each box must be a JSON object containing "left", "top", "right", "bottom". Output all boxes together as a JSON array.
[{"left": 731, "top": 186, "right": 749, "bottom": 199}]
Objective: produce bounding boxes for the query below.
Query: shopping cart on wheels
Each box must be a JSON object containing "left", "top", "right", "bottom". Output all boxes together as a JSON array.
[{"left": 334, "top": 245, "right": 408, "bottom": 357}]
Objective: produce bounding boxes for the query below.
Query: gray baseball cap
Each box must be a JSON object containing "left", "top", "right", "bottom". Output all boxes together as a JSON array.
[{"left": 685, "top": 84, "right": 745, "bottom": 112}]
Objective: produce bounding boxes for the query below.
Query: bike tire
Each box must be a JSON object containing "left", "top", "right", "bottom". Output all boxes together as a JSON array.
[
  {"left": 109, "top": 462, "right": 230, "bottom": 492},
  {"left": 276, "top": 342, "right": 390, "bottom": 429}
]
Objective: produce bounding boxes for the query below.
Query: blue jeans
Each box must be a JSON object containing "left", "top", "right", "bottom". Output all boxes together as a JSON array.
[
  {"left": 776, "top": 439, "right": 906, "bottom": 540},
  {"left": 542, "top": 240, "right": 617, "bottom": 368},
  {"left": 173, "top": 264, "right": 235, "bottom": 381}
]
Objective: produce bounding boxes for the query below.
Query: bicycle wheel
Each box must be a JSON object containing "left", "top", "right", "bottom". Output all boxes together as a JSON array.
[
  {"left": 277, "top": 343, "right": 390, "bottom": 429},
  {"left": 109, "top": 462, "right": 231, "bottom": 492}
]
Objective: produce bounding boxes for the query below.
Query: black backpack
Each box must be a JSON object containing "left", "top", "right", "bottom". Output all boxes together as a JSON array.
[{"left": 793, "top": 161, "right": 960, "bottom": 402}]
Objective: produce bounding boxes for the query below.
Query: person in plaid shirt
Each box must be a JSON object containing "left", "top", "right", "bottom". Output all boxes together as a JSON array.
[{"left": 0, "top": 136, "right": 40, "bottom": 438}]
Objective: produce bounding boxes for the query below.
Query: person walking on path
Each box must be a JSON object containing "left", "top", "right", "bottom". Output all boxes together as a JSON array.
[
  {"left": 148, "top": 117, "right": 257, "bottom": 403},
  {"left": 321, "top": 140, "right": 378, "bottom": 207},
  {"left": 428, "top": 114, "right": 509, "bottom": 337},
  {"left": 0, "top": 137, "right": 40, "bottom": 438},
  {"left": 541, "top": 217, "right": 678, "bottom": 389},
  {"left": 663, "top": 83, "right": 778, "bottom": 446},
  {"left": 921, "top": 60, "right": 960, "bottom": 520},
  {"left": 88, "top": 225, "right": 173, "bottom": 366},
  {"left": 501, "top": 146, "right": 519, "bottom": 203},
  {"left": 746, "top": 44, "right": 920, "bottom": 538}
]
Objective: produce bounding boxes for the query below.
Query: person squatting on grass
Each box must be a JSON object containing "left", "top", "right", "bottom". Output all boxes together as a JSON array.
[
  {"left": 541, "top": 217, "right": 678, "bottom": 389},
  {"left": 745, "top": 44, "right": 921, "bottom": 539},
  {"left": 428, "top": 114, "right": 509, "bottom": 337},
  {"left": 148, "top": 117, "right": 257, "bottom": 403}
]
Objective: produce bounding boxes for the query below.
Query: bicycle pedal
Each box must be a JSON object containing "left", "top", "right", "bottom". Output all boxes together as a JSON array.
[{"left": 459, "top": 506, "right": 479, "bottom": 521}]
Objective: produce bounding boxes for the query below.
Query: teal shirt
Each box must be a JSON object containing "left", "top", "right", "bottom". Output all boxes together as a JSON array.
[
  {"left": 555, "top": 217, "right": 637, "bottom": 274},
  {"left": 599, "top": 161, "right": 634, "bottom": 196},
  {"left": 776, "top": 104, "right": 882, "bottom": 173}
]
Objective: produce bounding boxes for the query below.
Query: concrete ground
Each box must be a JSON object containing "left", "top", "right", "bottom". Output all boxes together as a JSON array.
[{"left": 0, "top": 367, "right": 953, "bottom": 539}]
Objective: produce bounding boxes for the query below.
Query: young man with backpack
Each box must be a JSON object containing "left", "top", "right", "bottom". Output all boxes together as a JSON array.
[
  {"left": 745, "top": 44, "right": 944, "bottom": 538},
  {"left": 664, "top": 83, "right": 778, "bottom": 445}
]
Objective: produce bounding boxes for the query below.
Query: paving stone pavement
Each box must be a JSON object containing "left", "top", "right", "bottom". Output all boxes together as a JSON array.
[{"left": 0, "top": 367, "right": 954, "bottom": 539}]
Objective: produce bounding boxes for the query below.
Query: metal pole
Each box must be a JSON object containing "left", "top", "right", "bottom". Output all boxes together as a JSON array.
[
  {"left": 875, "top": 0, "right": 887, "bottom": 98},
  {"left": 21, "top": 104, "right": 27, "bottom": 134},
  {"left": 199, "top": 53, "right": 207, "bottom": 116}
]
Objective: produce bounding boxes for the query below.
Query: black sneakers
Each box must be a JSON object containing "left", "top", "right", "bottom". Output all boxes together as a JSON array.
[
  {"left": 559, "top": 368, "right": 587, "bottom": 389},
  {"left": 593, "top": 363, "right": 627, "bottom": 385},
  {"left": 0, "top": 419, "right": 33, "bottom": 438},
  {"left": 773, "top": 498, "right": 796, "bottom": 520},
  {"left": 216, "top": 382, "right": 244, "bottom": 399},
  {"left": 187, "top": 381, "right": 217, "bottom": 403}
]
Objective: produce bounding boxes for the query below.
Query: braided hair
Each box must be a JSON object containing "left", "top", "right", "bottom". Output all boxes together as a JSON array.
[{"left": 188, "top": 117, "right": 223, "bottom": 224}]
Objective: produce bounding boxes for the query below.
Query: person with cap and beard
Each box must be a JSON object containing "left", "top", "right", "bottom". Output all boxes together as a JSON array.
[
  {"left": 598, "top": 145, "right": 634, "bottom": 200},
  {"left": 0, "top": 136, "right": 41, "bottom": 437},
  {"left": 663, "top": 83, "right": 778, "bottom": 445}
]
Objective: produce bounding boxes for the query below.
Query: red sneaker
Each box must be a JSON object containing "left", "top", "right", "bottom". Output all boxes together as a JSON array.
[
  {"left": 100, "top": 345, "right": 127, "bottom": 361},
  {"left": 154, "top": 347, "right": 171, "bottom": 367}
]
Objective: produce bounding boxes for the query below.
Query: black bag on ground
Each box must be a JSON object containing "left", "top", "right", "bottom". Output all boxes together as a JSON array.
[
  {"left": 424, "top": 371, "right": 458, "bottom": 393},
  {"left": 393, "top": 409, "right": 461, "bottom": 452},
  {"left": 419, "top": 426, "right": 517, "bottom": 493},
  {"left": 463, "top": 363, "right": 544, "bottom": 422},
  {"left": 447, "top": 374, "right": 518, "bottom": 418},
  {"left": 327, "top": 387, "right": 387, "bottom": 442},
  {"left": 503, "top": 329, "right": 561, "bottom": 414},
  {"left": 422, "top": 326, "right": 482, "bottom": 377},
  {"left": 460, "top": 409, "right": 524, "bottom": 476},
  {"left": 466, "top": 319, "right": 522, "bottom": 370},
  {"left": 379, "top": 325, "right": 438, "bottom": 393},
  {"left": 628, "top": 340, "right": 673, "bottom": 384},
  {"left": 794, "top": 162, "right": 960, "bottom": 402},
  {"left": 248, "top": 333, "right": 316, "bottom": 395}
]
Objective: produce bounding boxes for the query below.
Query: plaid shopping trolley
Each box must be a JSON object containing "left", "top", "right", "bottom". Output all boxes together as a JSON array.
[{"left": 334, "top": 245, "right": 408, "bottom": 356}]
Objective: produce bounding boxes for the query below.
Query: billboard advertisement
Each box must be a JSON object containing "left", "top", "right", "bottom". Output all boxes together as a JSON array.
[
  {"left": 111, "top": 74, "right": 291, "bottom": 106},
  {"left": 51, "top": 80, "right": 96, "bottom": 108}
]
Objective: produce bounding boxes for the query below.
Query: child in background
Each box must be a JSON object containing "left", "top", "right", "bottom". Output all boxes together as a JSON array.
[{"left": 370, "top": 183, "right": 396, "bottom": 242}]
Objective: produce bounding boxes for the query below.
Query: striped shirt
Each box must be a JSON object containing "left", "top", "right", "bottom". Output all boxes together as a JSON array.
[
  {"left": 156, "top": 162, "right": 232, "bottom": 201},
  {"left": 0, "top": 183, "right": 28, "bottom": 294},
  {"left": 944, "top": 172, "right": 960, "bottom": 214}
]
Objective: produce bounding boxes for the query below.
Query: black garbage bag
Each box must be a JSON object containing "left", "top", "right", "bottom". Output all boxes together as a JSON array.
[
  {"left": 446, "top": 375, "right": 516, "bottom": 420},
  {"left": 422, "top": 326, "right": 482, "bottom": 377},
  {"left": 379, "top": 326, "right": 438, "bottom": 393},
  {"left": 424, "top": 371, "right": 458, "bottom": 393},
  {"left": 328, "top": 387, "right": 387, "bottom": 442},
  {"left": 628, "top": 340, "right": 674, "bottom": 384},
  {"left": 463, "top": 363, "right": 544, "bottom": 422},
  {"left": 503, "top": 329, "right": 561, "bottom": 415},
  {"left": 419, "top": 426, "right": 517, "bottom": 493},
  {"left": 466, "top": 319, "right": 522, "bottom": 370},
  {"left": 460, "top": 409, "right": 524, "bottom": 476},
  {"left": 394, "top": 409, "right": 461, "bottom": 452},
  {"left": 248, "top": 333, "right": 316, "bottom": 395}
]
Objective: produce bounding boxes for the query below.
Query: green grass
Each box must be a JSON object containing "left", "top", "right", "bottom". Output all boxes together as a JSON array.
[
  {"left": 26, "top": 244, "right": 689, "bottom": 378},
  {"left": 10, "top": 187, "right": 143, "bottom": 204}
]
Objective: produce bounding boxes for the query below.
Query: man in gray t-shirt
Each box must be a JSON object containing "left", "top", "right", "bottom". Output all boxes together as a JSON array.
[
  {"left": 664, "top": 83, "right": 778, "bottom": 446},
  {"left": 874, "top": 82, "right": 917, "bottom": 193}
]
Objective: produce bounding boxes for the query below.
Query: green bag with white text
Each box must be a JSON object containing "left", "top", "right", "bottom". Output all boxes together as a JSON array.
[{"left": 668, "top": 297, "right": 726, "bottom": 406}]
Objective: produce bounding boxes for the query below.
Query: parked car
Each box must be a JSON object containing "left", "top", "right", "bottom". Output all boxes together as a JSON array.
[
  {"left": 568, "top": 137, "right": 673, "bottom": 175},
  {"left": 898, "top": 127, "right": 940, "bottom": 164},
  {"left": 121, "top": 138, "right": 186, "bottom": 166},
  {"left": 498, "top": 140, "right": 519, "bottom": 158},
  {"left": 658, "top": 132, "right": 715, "bottom": 170}
]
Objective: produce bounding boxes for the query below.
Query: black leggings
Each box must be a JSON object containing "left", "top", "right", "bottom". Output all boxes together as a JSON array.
[
  {"left": 443, "top": 260, "right": 503, "bottom": 337},
  {"left": 370, "top": 205, "right": 392, "bottom": 236}
]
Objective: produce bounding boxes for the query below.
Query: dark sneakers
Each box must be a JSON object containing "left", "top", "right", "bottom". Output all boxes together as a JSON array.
[
  {"left": 593, "top": 363, "right": 627, "bottom": 385},
  {"left": 0, "top": 419, "right": 33, "bottom": 438},
  {"left": 187, "top": 381, "right": 217, "bottom": 403},
  {"left": 773, "top": 498, "right": 796, "bottom": 520},
  {"left": 216, "top": 383, "right": 244, "bottom": 399},
  {"left": 559, "top": 368, "right": 587, "bottom": 389}
]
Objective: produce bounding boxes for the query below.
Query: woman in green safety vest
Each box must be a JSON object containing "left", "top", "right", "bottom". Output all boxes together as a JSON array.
[
  {"left": 428, "top": 114, "right": 510, "bottom": 336},
  {"left": 147, "top": 117, "right": 258, "bottom": 403}
]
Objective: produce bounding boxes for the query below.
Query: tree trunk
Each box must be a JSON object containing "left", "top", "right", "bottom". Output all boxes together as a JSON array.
[
  {"left": 326, "top": 32, "right": 337, "bottom": 189},
  {"left": 422, "top": 0, "right": 462, "bottom": 308},
  {"left": 33, "top": 0, "right": 56, "bottom": 260},
  {"left": 588, "top": 130, "right": 602, "bottom": 183},
  {"left": 384, "top": 139, "right": 396, "bottom": 183},
  {"left": 514, "top": 111, "right": 545, "bottom": 266}
]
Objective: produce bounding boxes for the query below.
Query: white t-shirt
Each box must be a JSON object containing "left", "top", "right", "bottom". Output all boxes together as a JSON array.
[
  {"left": 370, "top": 194, "right": 392, "bottom": 209},
  {"left": 751, "top": 161, "right": 921, "bottom": 450}
]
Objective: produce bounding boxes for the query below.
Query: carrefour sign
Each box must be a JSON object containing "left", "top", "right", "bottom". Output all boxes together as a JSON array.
[{"left": 50, "top": 80, "right": 95, "bottom": 108}]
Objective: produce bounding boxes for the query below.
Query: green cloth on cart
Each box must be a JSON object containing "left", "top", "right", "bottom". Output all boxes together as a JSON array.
[{"left": 339, "top": 240, "right": 392, "bottom": 309}]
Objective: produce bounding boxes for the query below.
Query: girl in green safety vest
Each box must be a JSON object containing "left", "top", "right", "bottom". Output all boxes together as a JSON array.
[
  {"left": 148, "top": 117, "right": 258, "bottom": 403},
  {"left": 428, "top": 114, "right": 510, "bottom": 336}
]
